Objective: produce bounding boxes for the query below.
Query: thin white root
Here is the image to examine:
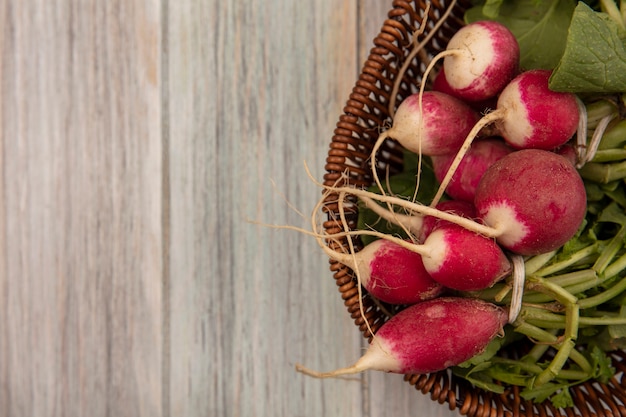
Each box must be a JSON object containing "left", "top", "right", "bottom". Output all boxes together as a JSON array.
[
  {"left": 295, "top": 363, "right": 366, "bottom": 380},
  {"left": 430, "top": 109, "right": 506, "bottom": 206},
  {"left": 325, "top": 185, "right": 498, "bottom": 238},
  {"left": 360, "top": 194, "right": 423, "bottom": 238},
  {"left": 509, "top": 254, "right": 526, "bottom": 323}
]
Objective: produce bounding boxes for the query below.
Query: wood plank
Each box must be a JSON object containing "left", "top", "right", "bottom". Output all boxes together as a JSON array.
[
  {"left": 357, "top": 2, "right": 463, "bottom": 415},
  {"left": 0, "top": 2, "right": 163, "bottom": 416},
  {"left": 165, "top": 1, "right": 366, "bottom": 416}
]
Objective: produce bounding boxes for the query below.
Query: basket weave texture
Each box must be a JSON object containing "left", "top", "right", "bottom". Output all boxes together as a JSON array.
[{"left": 322, "top": 1, "right": 626, "bottom": 416}]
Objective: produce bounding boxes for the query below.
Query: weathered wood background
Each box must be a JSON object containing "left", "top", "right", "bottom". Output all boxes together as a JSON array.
[{"left": 0, "top": 1, "right": 459, "bottom": 416}]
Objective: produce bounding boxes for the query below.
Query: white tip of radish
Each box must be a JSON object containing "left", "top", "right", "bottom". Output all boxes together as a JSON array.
[
  {"left": 479, "top": 202, "right": 529, "bottom": 250},
  {"left": 496, "top": 85, "right": 533, "bottom": 148},
  {"left": 445, "top": 24, "right": 495, "bottom": 90},
  {"left": 443, "top": 21, "right": 519, "bottom": 102}
]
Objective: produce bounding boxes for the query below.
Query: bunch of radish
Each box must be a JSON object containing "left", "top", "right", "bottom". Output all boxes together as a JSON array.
[{"left": 296, "top": 19, "right": 595, "bottom": 385}]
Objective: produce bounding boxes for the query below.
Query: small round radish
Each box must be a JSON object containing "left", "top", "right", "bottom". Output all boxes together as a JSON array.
[
  {"left": 496, "top": 70, "right": 580, "bottom": 150},
  {"left": 422, "top": 223, "right": 511, "bottom": 291},
  {"left": 370, "top": 91, "right": 480, "bottom": 198},
  {"left": 322, "top": 239, "right": 444, "bottom": 305},
  {"left": 383, "top": 91, "right": 480, "bottom": 156},
  {"left": 442, "top": 20, "right": 520, "bottom": 102},
  {"left": 431, "top": 138, "right": 513, "bottom": 202},
  {"left": 474, "top": 149, "right": 587, "bottom": 255},
  {"left": 296, "top": 297, "right": 508, "bottom": 377}
]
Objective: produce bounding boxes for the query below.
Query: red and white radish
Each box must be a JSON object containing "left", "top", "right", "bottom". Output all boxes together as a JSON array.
[
  {"left": 325, "top": 213, "right": 510, "bottom": 292},
  {"left": 378, "top": 91, "right": 480, "bottom": 157},
  {"left": 437, "top": 20, "right": 520, "bottom": 102},
  {"left": 496, "top": 70, "right": 580, "bottom": 150},
  {"left": 432, "top": 70, "right": 581, "bottom": 205},
  {"left": 422, "top": 223, "right": 511, "bottom": 291},
  {"left": 431, "top": 138, "right": 513, "bottom": 202},
  {"left": 474, "top": 149, "right": 587, "bottom": 255},
  {"left": 296, "top": 297, "right": 508, "bottom": 377},
  {"left": 321, "top": 238, "right": 444, "bottom": 305}
]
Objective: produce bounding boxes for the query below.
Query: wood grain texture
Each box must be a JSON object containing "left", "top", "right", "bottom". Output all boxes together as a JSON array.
[
  {"left": 0, "top": 1, "right": 163, "bottom": 417},
  {"left": 1, "top": 0, "right": 461, "bottom": 416},
  {"left": 165, "top": 1, "right": 365, "bottom": 416}
]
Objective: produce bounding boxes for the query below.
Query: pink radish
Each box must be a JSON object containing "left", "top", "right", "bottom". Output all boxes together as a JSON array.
[
  {"left": 432, "top": 69, "right": 581, "bottom": 205},
  {"left": 321, "top": 238, "right": 444, "bottom": 305},
  {"left": 440, "top": 20, "right": 520, "bottom": 102},
  {"left": 474, "top": 149, "right": 587, "bottom": 255},
  {"left": 431, "top": 138, "right": 513, "bottom": 202},
  {"left": 370, "top": 91, "right": 479, "bottom": 197},
  {"left": 421, "top": 223, "right": 511, "bottom": 291},
  {"left": 296, "top": 297, "right": 508, "bottom": 377},
  {"left": 324, "top": 217, "right": 510, "bottom": 293},
  {"left": 495, "top": 70, "right": 580, "bottom": 150},
  {"left": 378, "top": 91, "right": 480, "bottom": 157}
]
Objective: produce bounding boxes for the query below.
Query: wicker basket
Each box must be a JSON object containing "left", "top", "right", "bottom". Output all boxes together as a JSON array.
[{"left": 322, "top": 1, "right": 626, "bottom": 416}]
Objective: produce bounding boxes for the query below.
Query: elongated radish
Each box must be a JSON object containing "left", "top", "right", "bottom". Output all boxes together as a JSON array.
[
  {"left": 431, "top": 138, "right": 513, "bottom": 202},
  {"left": 296, "top": 297, "right": 508, "bottom": 377},
  {"left": 474, "top": 149, "right": 587, "bottom": 255},
  {"left": 439, "top": 20, "right": 520, "bottom": 102},
  {"left": 432, "top": 70, "right": 581, "bottom": 205},
  {"left": 321, "top": 238, "right": 444, "bottom": 305}
]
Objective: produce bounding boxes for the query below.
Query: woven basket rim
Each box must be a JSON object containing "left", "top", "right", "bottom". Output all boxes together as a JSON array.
[{"left": 322, "top": 1, "right": 626, "bottom": 416}]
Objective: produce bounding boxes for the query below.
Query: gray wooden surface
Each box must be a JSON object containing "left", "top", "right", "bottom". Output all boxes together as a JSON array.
[{"left": 0, "top": 1, "right": 459, "bottom": 416}]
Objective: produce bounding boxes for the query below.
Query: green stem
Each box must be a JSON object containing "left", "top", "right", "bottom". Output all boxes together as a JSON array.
[
  {"left": 578, "top": 275, "right": 626, "bottom": 309},
  {"left": 535, "top": 243, "right": 600, "bottom": 277},
  {"left": 489, "top": 357, "right": 589, "bottom": 381},
  {"left": 522, "top": 328, "right": 559, "bottom": 364},
  {"left": 534, "top": 339, "right": 577, "bottom": 386},
  {"left": 604, "top": 250, "right": 626, "bottom": 278},
  {"left": 513, "top": 321, "right": 592, "bottom": 374},
  {"left": 586, "top": 99, "right": 618, "bottom": 129},
  {"left": 592, "top": 225, "right": 626, "bottom": 274},
  {"left": 525, "top": 251, "right": 558, "bottom": 275},
  {"left": 592, "top": 149, "right": 626, "bottom": 163},
  {"left": 579, "top": 160, "right": 626, "bottom": 183}
]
